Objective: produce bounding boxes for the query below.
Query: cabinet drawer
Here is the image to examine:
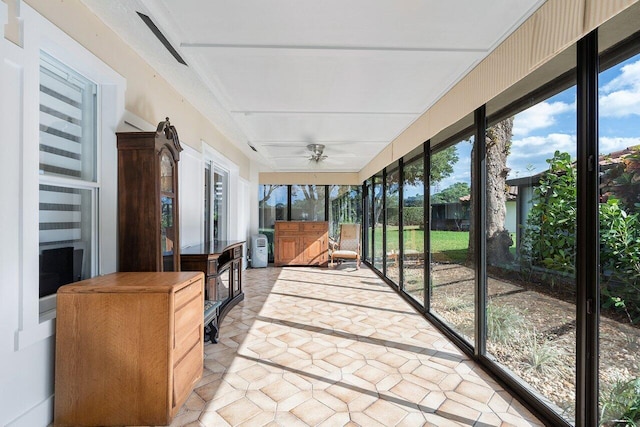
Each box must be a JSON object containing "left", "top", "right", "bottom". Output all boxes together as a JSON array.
[
  {"left": 175, "top": 280, "right": 201, "bottom": 310},
  {"left": 302, "top": 222, "right": 327, "bottom": 232},
  {"left": 174, "top": 321, "right": 201, "bottom": 362},
  {"left": 175, "top": 297, "right": 202, "bottom": 350},
  {"left": 173, "top": 342, "right": 202, "bottom": 409},
  {"left": 277, "top": 222, "right": 300, "bottom": 232}
]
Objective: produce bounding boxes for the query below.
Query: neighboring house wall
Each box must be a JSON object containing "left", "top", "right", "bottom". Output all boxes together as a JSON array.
[
  {"left": 513, "top": 184, "right": 536, "bottom": 251},
  {"left": 505, "top": 200, "right": 517, "bottom": 235},
  {"left": 0, "top": 3, "right": 255, "bottom": 426}
]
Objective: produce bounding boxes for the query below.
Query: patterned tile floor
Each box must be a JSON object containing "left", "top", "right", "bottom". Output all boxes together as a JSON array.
[{"left": 170, "top": 265, "right": 543, "bottom": 426}]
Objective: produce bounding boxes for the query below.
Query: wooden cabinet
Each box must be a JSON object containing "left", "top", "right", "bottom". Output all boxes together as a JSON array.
[
  {"left": 117, "top": 119, "right": 183, "bottom": 272},
  {"left": 274, "top": 221, "right": 328, "bottom": 266},
  {"left": 54, "top": 272, "right": 204, "bottom": 426},
  {"left": 180, "top": 241, "right": 245, "bottom": 341}
]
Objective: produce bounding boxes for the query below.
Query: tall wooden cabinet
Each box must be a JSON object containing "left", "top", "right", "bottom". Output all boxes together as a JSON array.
[
  {"left": 54, "top": 272, "right": 204, "bottom": 426},
  {"left": 117, "top": 119, "right": 183, "bottom": 272},
  {"left": 274, "top": 221, "right": 328, "bottom": 266}
]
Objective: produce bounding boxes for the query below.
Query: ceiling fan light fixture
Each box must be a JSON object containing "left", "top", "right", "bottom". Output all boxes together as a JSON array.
[{"left": 307, "top": 144, "right": 327, "bottom": 162}]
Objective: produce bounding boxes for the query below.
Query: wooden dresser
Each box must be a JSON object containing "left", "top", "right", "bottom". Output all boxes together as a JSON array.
[
  {"left": 274, "top": 221, "right": 328, "bottom": 266},
  {"left": 54, "top": 272, "right": 204, "bottom": 426}
]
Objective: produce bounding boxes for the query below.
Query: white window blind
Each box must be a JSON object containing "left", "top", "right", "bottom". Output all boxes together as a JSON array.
[
  {"left": 39, "top": 184, "right": 83, "bottom": 246},
  {"left": 39, "top": 53, "right": 96, "bottom": 181}
]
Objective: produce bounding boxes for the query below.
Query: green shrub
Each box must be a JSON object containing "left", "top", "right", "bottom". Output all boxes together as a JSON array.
[
  {"left": 521, "top": 151, "right": 576, "bottom": 274},
  {"left": 600, "top": 377, "right": 640, "bottom": 426},
  {"left": 521, "top": 330, "right": 566, "bottom": 376},
  {"left": 487, "top": 303, "right": 525, "bottom": 344},
  {"left": 520, "top": 151, "right": 640, "bottom": 324},
  {"left": 600, "top": 198, "right": 640, "bottom": 324}
]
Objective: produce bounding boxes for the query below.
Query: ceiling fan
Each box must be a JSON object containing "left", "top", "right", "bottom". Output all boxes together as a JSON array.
[{"left": 307, "top": 144, "right": 328, "bottom": 163}]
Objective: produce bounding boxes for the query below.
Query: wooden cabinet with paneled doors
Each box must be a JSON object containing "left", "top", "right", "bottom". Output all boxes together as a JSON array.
[
  {"left": 117, "top": 119, "right": 183, "bottom": 272},
  {"left": 54, "top": 272, "right": 204, "bottom": 426},
  {"left": 274, "top": 221, "right": 328, "bottom": 266}
]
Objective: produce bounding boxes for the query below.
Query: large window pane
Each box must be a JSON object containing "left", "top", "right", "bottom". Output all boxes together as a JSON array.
[
  {"left": 403, "top": 155, "right": 425, "bottom": 304},
  {"left": 329, "top": 185, "right": 362, "bottom": 241},
  {"left": 213, "top": 168, "right": 228, "bottom": 241},
  {"left": 366, "top": 180, "right": 373, "bottom": 263},
  {"left": 258, "top": 184, "right": 287, "bottom": 262},
  {"left": 373, "top": 173, "right": 384, "bottom": 271},
  {"left": 430, "top": 138, "right": 474, "bottom": 344},
  {"left": 488, "top": 86, "right": 577, "bottom": 422},
  {"left": 598, "top": 50, "right": 640, "bottom": 426},
  {"left": 291, "top": 185, "right": 325, "bottom": 221},
  {"left": 386, "top": 166, "right": 400, "bottom": 285}
]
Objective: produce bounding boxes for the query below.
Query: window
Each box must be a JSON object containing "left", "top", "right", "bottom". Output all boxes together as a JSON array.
[
  {"left": 386, "top": 165, "right": 400, "bottom": 285},
  {"left": 291, "top": 185, "right": 325, "bottom": 221},
  {"left": 38, "top": 53, "right": 98, "bottom": 312},
  {"left": 204, "top": 161, "right": 230, "bottom": 242},
  {"left": 365, "top": 180, "right": 373, "bottom": 263},
  {"left": 430, "top": 136, "right": 474, "bottom": 345},
  {"left": 259, "top": 185, "right": 288, "bottom": 262},
  {"left": 486, "top": 84, "right": 577, "bottom": 422},
  {"left": 402, "top": 153, "right": 425, "bottom": 305},
  {"left": 328, "top": 185, "right": 361, "bottom": 241},
  {"left": 598, "top": 35, "right": 640, "bottom": 426},
  {"left": 373, "top": 173, "right": 384, "bottom": 271}
]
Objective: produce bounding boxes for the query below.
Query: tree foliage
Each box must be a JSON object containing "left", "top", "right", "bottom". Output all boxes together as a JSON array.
[
  {"left": 429, "top": 146, "right": 459, "bottom": 184},
  {"left": 431, "top": 182, "right": 470, "bottom": 204}
]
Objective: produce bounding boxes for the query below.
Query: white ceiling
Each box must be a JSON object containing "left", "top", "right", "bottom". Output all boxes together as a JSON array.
[{"left": 81, "top": 0, "right": 545, "bottom": 172}]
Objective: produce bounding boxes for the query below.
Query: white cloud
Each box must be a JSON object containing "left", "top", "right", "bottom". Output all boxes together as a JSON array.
[
  {"left": 507, "top": 133, "right": 576, "bottom": 178},
  {"left": 512, "top": 100, "right": 575, "bottom": 136},
  {"left": 600, "top": 59, "right": 640, "bottom": 118},
  {"left": 510, "top": 133, "right": 576, "bottom": 158},
  {"left": 600, "top": 137, "right": 640, "bottom": 154}
]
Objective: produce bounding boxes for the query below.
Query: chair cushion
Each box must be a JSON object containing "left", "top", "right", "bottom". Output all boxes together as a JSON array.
[{"left": 332, "top": 250, "right": 358, "bottom": 258}]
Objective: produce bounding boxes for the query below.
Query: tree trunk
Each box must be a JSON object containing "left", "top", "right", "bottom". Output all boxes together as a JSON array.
[
  {"left": 486, "top": 118, "right": 514, "bottom": 265},
  {"left": 468, "top": 117, "right": 514, "bottom": 266}
]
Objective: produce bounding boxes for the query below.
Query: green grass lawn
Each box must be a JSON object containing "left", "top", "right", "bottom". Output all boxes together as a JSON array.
[
  {"left": 369, "top": 228, "right": 517, "bottom": 264},
  {"left": 430, "top": 231, "right": 469, "bottom": 263},
  {"left": 371, "top": 227, "right": 470, "bottom": 264}
]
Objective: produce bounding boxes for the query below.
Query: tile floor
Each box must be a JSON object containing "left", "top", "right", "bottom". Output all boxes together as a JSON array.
[{"left": 170, "top": 264, "right": 543, "bottom": 426}]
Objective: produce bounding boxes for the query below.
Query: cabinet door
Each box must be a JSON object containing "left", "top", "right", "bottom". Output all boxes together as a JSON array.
[
  {"left": 232, "top": 260, "right": 241, "bottom": 296},
  {"left": 302, "top": 235, "right": 325, "bottom": 265},
  {"left": 277, "top": 236, "right": 299, "bottom": 264}
]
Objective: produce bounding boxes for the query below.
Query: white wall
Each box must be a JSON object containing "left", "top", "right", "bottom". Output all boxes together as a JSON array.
[{"left": 0, "top": 4, "right": 124, "bottom": 425}]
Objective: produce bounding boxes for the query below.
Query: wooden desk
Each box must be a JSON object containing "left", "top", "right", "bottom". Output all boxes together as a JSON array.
[
  {"left": 54, "top": 272, "right": 204, "bottom": 426},
  {"left": 180, "top": 240, "right": 245, "bottom": 341}
]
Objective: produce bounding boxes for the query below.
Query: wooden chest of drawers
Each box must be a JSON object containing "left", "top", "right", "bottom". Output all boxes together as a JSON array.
[
  {"left": 54, "top": 272, "right": 204, "bottom": 426},
  {"left": 274, "top": 221, "right": 328, "bottom": 266}
]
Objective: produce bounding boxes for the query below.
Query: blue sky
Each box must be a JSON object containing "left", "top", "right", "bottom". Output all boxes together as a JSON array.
[{"left": 430, "top": 54, "right": 640, "bottom": 194}]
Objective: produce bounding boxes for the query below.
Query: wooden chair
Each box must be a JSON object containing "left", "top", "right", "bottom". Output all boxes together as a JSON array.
[{"left": 330, "top": 224, "right": 361, "bottom": 269}]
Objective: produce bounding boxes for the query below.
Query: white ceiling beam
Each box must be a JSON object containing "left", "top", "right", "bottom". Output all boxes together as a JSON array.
[
  {"left": 232, "top": 110, "right": 420, "bottom": 115},
  {"left": 181, "top": 42, "right": 487, "bottom": 54}
]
